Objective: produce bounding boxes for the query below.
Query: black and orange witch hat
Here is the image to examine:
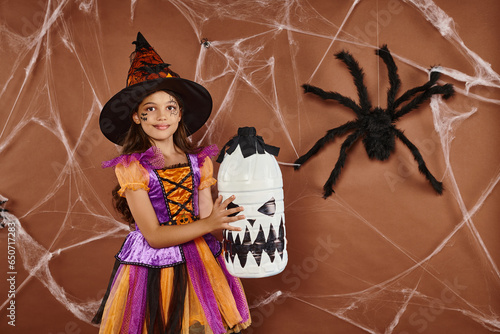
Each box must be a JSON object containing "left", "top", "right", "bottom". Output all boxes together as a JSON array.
[{"left": 99, "top": 32, "right": 212, "bottom": 145}]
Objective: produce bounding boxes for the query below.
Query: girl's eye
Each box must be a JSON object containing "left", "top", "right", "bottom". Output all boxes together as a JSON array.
[
  {"left": 146, "top": 107, "right": 155, "bottom": 112},
  {"left": 167, "top": 105, "right": 176, "bottom": 111}
]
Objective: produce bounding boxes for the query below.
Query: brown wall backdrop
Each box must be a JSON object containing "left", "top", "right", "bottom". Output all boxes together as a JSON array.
[{"left": 1, "top": 0, "right": 499, "bottom": 333}]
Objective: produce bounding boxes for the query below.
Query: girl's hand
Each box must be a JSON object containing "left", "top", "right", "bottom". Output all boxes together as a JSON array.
[{"left": 205, "top": 195, "right": 245, "bottom": 232}]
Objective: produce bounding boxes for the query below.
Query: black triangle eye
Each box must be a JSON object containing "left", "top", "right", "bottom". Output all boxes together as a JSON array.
[
  {"left": 227, "top": 201, "right": 240, "bottom": 217},
  {"left": 258, "top": 197, "right": 276, "bottom": 217}
]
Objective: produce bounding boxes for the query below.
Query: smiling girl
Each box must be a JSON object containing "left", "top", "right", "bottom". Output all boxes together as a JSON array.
[{"left": 92, "top": 33, "right": 251, "bottom": 334}]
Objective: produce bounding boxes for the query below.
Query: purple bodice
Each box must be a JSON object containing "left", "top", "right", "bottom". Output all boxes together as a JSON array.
[{"left": 103, "top": 146, "right": 221, "bottom": 268}]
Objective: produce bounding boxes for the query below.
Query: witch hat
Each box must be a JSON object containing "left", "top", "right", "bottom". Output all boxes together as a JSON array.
[{"left": 99, "top": 32, "right": 212, "bottom": 145}]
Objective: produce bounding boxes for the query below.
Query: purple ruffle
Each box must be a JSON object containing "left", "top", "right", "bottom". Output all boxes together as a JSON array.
[
  {"left": 115, "top": 230, "right": 222, "bottom": 268},
  {"left": 102, "top": 146, "right": 165, "bottom": 169},
  {"left": 115, "top": 231, "right": 184, "bottom": 268},
  {"left": 197, "top": 144, "right": 219, "bottom": 168},
  {"left": 102, "top": 145, "right": 218, "bottom": 170}
]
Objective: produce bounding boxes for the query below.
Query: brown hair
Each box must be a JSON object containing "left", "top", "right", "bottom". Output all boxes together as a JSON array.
[{"left": 112, "top": 90, "right": 197, "bottom": 228}]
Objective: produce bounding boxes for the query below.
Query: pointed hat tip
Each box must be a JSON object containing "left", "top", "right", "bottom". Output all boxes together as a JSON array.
[{"left": 133, "top": 32, "right": 150, "bottom": 50}]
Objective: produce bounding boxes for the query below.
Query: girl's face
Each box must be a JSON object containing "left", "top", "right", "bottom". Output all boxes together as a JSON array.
[{"left": 132, "top": 91, "right": 181, "bottom": 145}]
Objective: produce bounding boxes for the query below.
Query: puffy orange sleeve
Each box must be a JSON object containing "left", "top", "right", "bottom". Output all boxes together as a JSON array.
[
  {"left": 199, "top": 156, "right": 216, "bottom": 190},
  {"left": 115, "top": 160, "right": 150, "bottom": 197}
]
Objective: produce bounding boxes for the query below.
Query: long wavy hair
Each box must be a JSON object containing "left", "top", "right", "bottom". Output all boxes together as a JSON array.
[{"left": 112, "top": 90, "right": 196, "bottom": 228}]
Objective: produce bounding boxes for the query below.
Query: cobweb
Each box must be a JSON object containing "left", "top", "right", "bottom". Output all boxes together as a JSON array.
[{"left": 0, "top": 0, "right": 499, "bottom": 333}]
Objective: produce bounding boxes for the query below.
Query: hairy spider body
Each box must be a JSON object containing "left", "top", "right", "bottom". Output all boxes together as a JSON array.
[
  {"left": 361, "top": 107, "right": 395, "bottom": 160},
  {"left": 295, "top": 45, "right": 454, "bottom": 198}
]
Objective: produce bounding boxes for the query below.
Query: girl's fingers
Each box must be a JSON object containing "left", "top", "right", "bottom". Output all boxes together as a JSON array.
[
  {"left": 220, "top": 214, "right": 245, "bottom": 223},
  {"left": 214, "top": 195, "right": 223, "bottom": 206},
  {"left": 225, "top": 206, "right": 244, "bottom": 216},
  {"left": 207, "top": 195, "right": 245, "bottom": 232},
  {"left": 229, "top": 214, "right": 245, "bottom": 222},
  {"left": 220, "top": 195, "right": 236, "bottom": 208}
]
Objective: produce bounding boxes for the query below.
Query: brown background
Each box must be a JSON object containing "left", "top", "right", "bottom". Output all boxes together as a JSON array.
[{"left": 1, "top": 0, "right": 499, "bottom": 333}]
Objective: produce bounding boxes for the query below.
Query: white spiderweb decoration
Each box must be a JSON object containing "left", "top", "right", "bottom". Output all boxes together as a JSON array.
[{"left": 0, "top": 0, "right": 499, "bottom": 332}]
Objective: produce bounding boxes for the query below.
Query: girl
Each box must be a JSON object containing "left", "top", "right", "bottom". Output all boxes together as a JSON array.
[{"left": 93, "top": 32, "right": 251, "bottom": 333}]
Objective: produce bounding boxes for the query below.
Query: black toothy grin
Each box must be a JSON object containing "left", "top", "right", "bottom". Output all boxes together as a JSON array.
[{"left": 224, "top": 217, "right": 285, "bottom": 268}]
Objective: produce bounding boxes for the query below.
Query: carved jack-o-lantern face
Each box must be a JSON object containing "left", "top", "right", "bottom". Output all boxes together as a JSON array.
[
  {"left": 223, "top": 194, "right": 287, "bottom": 278},
  {"left": 218, "top": 127, "right": 288, "bottom": 278}
]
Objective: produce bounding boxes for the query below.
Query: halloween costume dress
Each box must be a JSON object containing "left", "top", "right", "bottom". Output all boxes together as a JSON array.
[{"left": 93, "top": 145, "right": 251, "bottom": 334}]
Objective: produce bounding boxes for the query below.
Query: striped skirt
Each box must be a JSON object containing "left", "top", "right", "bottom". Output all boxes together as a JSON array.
[{"left": 93, "top": 237, "right": 251, "bottom": 333}]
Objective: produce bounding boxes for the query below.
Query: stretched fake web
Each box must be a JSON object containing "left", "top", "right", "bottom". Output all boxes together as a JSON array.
[{"left": 0, "top": 0, "right": 499, "bottom": 332}]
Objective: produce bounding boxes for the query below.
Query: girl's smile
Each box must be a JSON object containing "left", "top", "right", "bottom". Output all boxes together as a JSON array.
[{"left": 153, "top": 124, "right": 170, "bottom": 130}]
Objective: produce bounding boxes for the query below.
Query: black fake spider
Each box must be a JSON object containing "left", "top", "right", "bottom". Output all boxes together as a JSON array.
[{"left": 294, "top": 45, "right": 454, "bottom": 198}]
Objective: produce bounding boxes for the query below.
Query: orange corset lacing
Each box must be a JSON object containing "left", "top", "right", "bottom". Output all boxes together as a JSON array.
[{"left": 156, "top": 166, "right": 197, "bottom": 226}]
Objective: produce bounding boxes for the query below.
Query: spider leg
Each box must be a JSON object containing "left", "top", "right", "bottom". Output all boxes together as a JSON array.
[
  {"left": 376, "top": 45, "right": 401, "bottom": 112},
  {"left": 394, "top": 128, "right": 443, "bottom": 194},
  {"left": 393, "top": 69, "right": 442, "bottom": 111},
  {"left": 323, "top": 129, "right": 363, "bottom": 198},
  {"left": 394, "top": 83, "right": 454, "bottom": 120},
  {"left": 302, "top": 84, "right": 361, "bottom": 114},
  {"left": 335, "top": 50, "right": 372, "bottom": 113},
  {"left": 295, "top": 121, "right": 358, "bottom": 170}
]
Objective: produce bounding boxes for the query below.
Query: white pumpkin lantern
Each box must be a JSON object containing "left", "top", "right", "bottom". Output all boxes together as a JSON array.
[{"left": 217, "top": 127, "right": 288, "bottom": 278}]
